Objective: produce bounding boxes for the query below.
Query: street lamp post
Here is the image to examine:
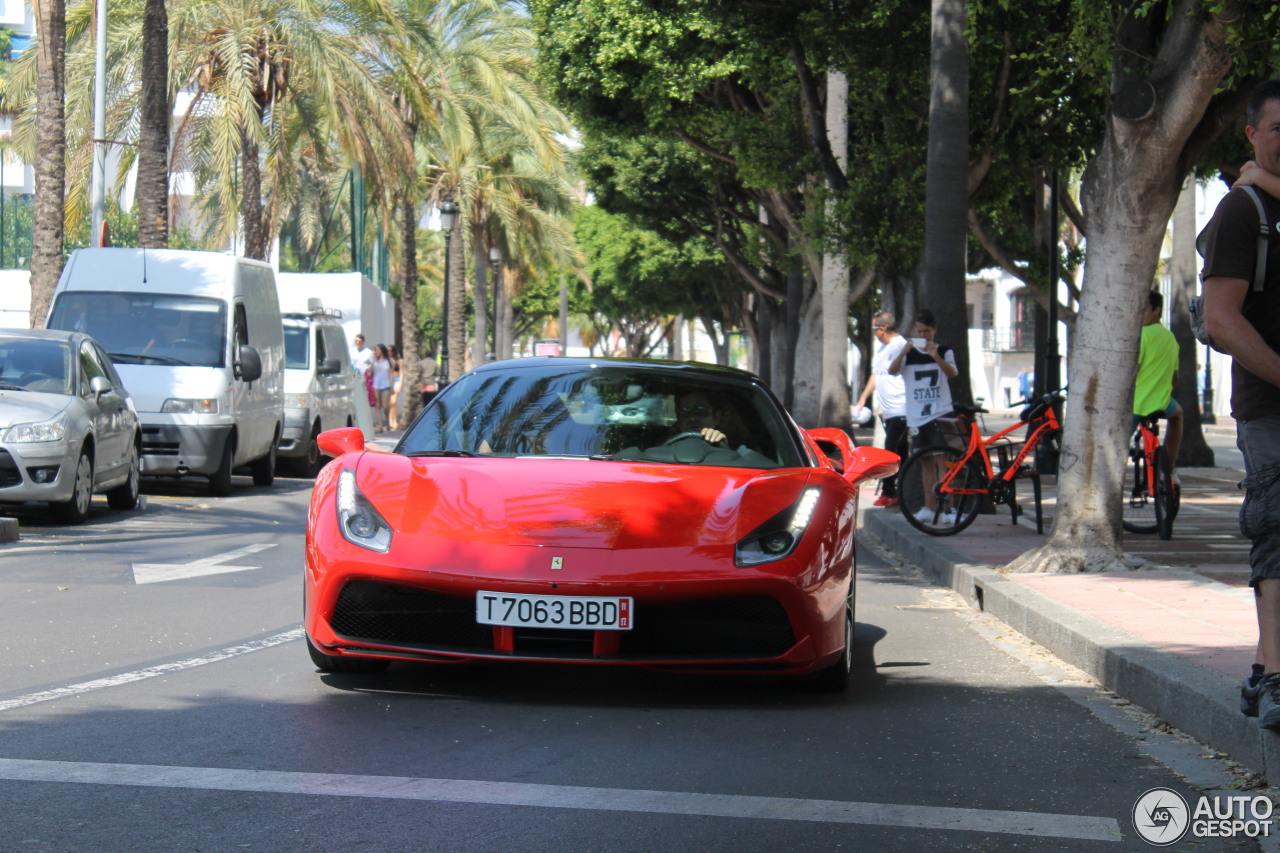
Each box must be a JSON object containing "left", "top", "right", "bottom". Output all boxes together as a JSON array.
[
  {"left": 489, "top": 244, "right": 501, "bottom": 359},
  {"left": 1203, "top": 343, "right": 1216, "bottom": 424},
  {"left": 439, "top": 195, "right": 459, "bottom": 384}
]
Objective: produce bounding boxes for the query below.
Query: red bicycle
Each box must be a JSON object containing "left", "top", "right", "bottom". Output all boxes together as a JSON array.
[
  {"left": 1121, "top": 413, "right": 1179, "bottom": 540},
  {"left": 898, "top": 389, "right": 1065, "bottom": 536}
]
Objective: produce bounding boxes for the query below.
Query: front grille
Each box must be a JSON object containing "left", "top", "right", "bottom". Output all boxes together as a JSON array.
[
  {"left": 329, "top": 580, "right": 795, "bottom": 662},
  {"left": 141, "top": 428, "right": 180, "bottom": 456},
  {"left": 621, "top": 597, "right": 795, "bottom": 657},
  {"left": 0, "top": 450, "right": 20, "bottom": 488},
  {"left": 331, "top": 581, "right": 492, "bottom": 650}
]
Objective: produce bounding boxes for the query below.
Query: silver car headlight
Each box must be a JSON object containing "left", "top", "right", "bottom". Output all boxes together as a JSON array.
[
  {"left": 336, "top": 467, "right": 392, "bottom": 552},
  {"left": 735, "top": 487, "right": 821, "bottom": 566},
  {"left": 4, "top": 413, "right": 67, "bottom": 443},
  {"left": 161, "top": 398, "right": 219, "bottom": 414}
]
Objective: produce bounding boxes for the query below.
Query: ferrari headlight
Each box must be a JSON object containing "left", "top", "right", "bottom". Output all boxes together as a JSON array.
[
  {"left": 336, "top": 467, "right": 392, "bottom": 552},
  {"left": 162, "top": 398, "right": 219, "bottom": 414},
  {"left": 4, "top": 413, "right": 67, "bottom": 443},
  {"left": 735, "top": 487, "right": 821, "bottom": 566}
]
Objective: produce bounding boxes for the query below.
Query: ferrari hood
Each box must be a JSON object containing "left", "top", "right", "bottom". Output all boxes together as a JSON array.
[{"left": 352, "top": 454, "right": 814, "bottom": 550}]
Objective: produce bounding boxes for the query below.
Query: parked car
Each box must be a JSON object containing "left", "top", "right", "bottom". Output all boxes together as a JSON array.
[
  {"left": 47, "top": 248, "right": 285, "bottom": 497},
  {"left": 303, "top": 357, "right": 898, "bottom": 691},
  {"left": 279, "top": 302, "right": 356, "bottom": 476},
  {"left": 0, "top": 329, "right": 141, "bottom": 523}
]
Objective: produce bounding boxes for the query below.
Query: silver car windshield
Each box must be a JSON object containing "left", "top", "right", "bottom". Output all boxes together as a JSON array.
[
  {"left": 48, "top": 292, "right": 227, "bottom": 368},
  {"left": 401, "top": 365, "right": 806, "bottom": 469},
  {"left": 0, "top": 338, "right": 73, "bottom": 394}
]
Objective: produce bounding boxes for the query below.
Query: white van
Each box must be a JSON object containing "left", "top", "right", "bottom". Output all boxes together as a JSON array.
[
  {"left": 279, "top": 300, "right": 355, "bottom": 476},
  {"left": 46, "top": 248, "right": 285, "bottom": 496}
]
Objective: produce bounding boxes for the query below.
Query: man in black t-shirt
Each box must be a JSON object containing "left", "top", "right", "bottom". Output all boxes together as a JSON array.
[{"left": 1202, "top": 79, "right": 1280, "bottom": 728}]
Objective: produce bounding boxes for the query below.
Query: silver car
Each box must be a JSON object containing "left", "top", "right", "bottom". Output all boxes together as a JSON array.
[{"left": 0, "top": 329, "right": 141, "bottom": 523}]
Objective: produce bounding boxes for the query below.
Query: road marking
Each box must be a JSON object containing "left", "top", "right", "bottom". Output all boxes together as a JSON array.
[
  {"left": 0, "top": 628, "right": 303, "bottom": 712},
  {"left": 131, "top": 543, "right": 278, "bottom": 584},
  {"left": 0, "top": 758, "right": 1121, "bottom": 841}
]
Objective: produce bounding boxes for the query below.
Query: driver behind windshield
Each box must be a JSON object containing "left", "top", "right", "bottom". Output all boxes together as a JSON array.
[{"left": 675, "top": 391, "right": 729, "bottom": 446}]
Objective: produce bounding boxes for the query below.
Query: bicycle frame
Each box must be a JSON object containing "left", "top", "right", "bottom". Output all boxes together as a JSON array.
[
  {"left": 1133, "top": 420, "right": 1162, "bottom": 498},
  {"left": 937, "top": 403, "right": 1062, "bottom": 496}
]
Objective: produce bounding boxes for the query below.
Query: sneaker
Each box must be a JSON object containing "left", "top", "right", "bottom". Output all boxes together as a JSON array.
[
  {"left": 914, "top": 507, "right": 936, "bottom": 524},
  {"left": 1242, "top": 672, "right": 1263, "bottom": 717},
  {"left": 873, "top": 495, "right": 899, "bottom": 508},
  {"left": 940, "top": 510, "right": 958, "bottom": 525},
  {"left": 1257, "top": 673, "right": 1280, "bottom": 729}
]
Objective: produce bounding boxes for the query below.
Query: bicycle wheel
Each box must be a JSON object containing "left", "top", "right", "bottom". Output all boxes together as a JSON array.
[
  {"left": 1121, "top": 437, "right": 1157, "bottom": 534},
  {"left": 1153, "top": 446, "right": 1174, "bottom": 540},
  {"left": 898, "top": 443, "right": 986, "bottom": 536}
]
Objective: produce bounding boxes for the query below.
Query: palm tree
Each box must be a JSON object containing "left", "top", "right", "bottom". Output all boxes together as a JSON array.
[
  {"left": 28, "top": 0, "right": 67, "bottom": 327},
  {"left": 136, "top": 0, "right": 168, "bottom": 247}
]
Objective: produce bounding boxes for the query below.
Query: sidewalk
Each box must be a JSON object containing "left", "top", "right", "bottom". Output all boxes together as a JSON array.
[{"left": 857, "top": 456, "right": 1280, "bottom": 782}]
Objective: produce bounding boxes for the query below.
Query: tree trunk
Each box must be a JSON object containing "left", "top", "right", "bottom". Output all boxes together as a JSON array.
[
  {"left": 924, "top": 0, "right": 972, "bottom": 404},
  {"left": 821, "top": 69, "right": 851, "bottom": 429},
  {"left": 399, "top": 194, "right": 423, "bottom": 426},
  {"left": 790, "top": 267, "right": 823, "bottom": 426},
  {"left": 241, "top": 131, "right": 265, "bottom": 260},
  {"left": 472, "top": 235, "right": 488, "bottom": 368},
  {"left": 136, "top": 0, "right": 169, "bottom": 248},
  {"left": 1008, "top": 6, "right": 1231, "bottom": 572},
  {"left": 446, "top": 215, "right": 466, "bottom": 380},
  {"left": 1171, "top": 177, "right": 1214, "bottom": 466},
  {"left": 29, "top": 0, "right": 67, "bottom": 329}
]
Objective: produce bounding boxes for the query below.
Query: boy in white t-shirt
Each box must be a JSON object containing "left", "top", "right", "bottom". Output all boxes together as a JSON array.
[{"left": 853, "top": 311, "right": 908, "bottom": 506}]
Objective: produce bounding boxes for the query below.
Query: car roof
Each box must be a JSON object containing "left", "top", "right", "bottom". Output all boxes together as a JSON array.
[
  {"left": 468, "top": 356, "right": 765, "bottom": 385},
  {"left": 0, "top": 327, "right": 87, "bottom": 345}
]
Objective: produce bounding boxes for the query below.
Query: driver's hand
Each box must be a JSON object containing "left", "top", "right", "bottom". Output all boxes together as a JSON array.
[{"left": 701, "top": 428, "right": 727, "bottom": 445}]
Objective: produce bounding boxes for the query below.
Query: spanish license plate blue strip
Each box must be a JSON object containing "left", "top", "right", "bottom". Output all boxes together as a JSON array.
[{"left": 476, "top": 591, "right": 633, "bottom": 630}]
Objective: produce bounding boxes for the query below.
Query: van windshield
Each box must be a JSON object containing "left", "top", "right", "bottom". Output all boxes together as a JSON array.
[
  {"left": 282, "top": 321, "right": 310, "bottom": 370},
  {"left": 48, "top": 292, "right": 227, "bottom": 368}
]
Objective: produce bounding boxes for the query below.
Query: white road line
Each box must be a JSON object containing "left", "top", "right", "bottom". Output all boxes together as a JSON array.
[
  {"left": 0, "top": 758, "right": 1121, "bottom": 841},
  {"left": 0, "top": 628, "right": 303, "bottom": 712},
  {"left": 132, "top": 543, "right": 279, "bottom": 584}
]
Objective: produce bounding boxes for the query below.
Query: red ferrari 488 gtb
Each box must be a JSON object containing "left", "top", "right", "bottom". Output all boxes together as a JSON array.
[{"left": 305, "top": 358, "right": 897, "bottom": 691}]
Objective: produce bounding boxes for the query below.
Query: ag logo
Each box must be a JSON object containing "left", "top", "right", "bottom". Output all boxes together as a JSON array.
[{"left": 1133, "top": 787, "right": 1189, "bottom": 846}]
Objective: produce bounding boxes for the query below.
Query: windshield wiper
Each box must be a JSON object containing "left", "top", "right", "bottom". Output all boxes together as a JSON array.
[
  {"left": 0, "top": 383, "right": 27, "bottom": 391},
  {"left": 404, "top": 449, "right": 481, "bottom": 458},
  {"left": 108, "top": 352, "right": 194, "bottom": 366}
]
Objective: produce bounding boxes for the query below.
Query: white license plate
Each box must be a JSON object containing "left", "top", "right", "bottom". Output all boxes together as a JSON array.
[{"left": 476, "top": 591, "right": 633, "bottom": 630}]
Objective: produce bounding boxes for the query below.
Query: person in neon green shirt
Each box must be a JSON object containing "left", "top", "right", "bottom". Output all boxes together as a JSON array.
[{"left": 1133, "top": 290, "right": 1182, "bottom": 476}]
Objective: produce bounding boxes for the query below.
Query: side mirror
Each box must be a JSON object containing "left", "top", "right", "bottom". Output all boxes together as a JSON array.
[
  {"left": 89, "top": 375, "right": 112, "bottom": 397},
  {"left": 317, "top": 427, "right": 366, "bottom": 458},
  {"left": 236, "top": 345, "right": 262, "bottom": 382},
  {"left": 318, "top": 357, "right": 342, "bottom": 376},
  {"left": 807, "top": 427, "right": 855, "bottom": 475},
  {"left": 807, "top": 428, "right": 900, "bottom": 485}
]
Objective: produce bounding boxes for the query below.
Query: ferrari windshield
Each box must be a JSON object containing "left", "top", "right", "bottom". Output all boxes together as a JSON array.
[{"left": 400, "top": 364, "right": 807, "bottom": 469}]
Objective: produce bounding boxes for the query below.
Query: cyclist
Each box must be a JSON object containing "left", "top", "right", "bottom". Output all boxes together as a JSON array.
[
  {"left": 1133, "top": 291, "right": 1183, "bottom": 480},
  {"left": 889, "top": 309, "right": 959, "bottom": 523}
]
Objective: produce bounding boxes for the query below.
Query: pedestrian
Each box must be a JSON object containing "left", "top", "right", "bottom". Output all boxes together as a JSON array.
[
  {"left": 371, "top": 344, "right": 394, "bottom": 431},
  {"left": 1201, "top": 78, "right": 1280, "bottom": 728},
  {"left": 1133, "top": 290, "right": 1183, "bottom": 479},
  {"left": 387, "top": 345, "right": 402, "bottom": 430},
  {"left": 888, "top": 309, "right": 959, "bottom": 523},
  {"left": 853, "top": 311, "right": 909, "bottom": 506},
  {"left": 1017, "top": 366, "right": 1034, "bottom": 403}
]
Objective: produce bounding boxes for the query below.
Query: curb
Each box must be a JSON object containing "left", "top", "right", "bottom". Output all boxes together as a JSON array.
[{"left": 861, "top": 510, "right": 1274, "bottom": 781}]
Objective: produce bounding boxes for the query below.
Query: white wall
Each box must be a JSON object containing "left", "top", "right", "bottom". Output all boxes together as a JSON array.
[{"left": 0, "top": 268, "right": 29, "bottom": 328}]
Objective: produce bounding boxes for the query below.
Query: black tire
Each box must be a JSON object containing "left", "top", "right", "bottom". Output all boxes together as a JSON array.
[
  {"left": 1154, "top": 446, "right": 1174, "bottom": 540},
  {"left": 306, "top": 634, "right": 390, "bottom": 673},
  {"left": 804, "top": 605, "right": 853, "bottom": 693},
  {"left": 1121, "top": 436, "right": 1157, "bottom": 534},
  {"left": 51, "top": 448, "right": 93, "bottom": 524},
  {"left": 105, "top": 439, "right": 140, "bottom": 510},
  {"left": 300, "top": 423, "right": 323, "bottom": 477},
  {"left": 251, "top": 430, "right": 278, "bottom": 487},
  {"left": 208, "top": 436, "right": 233, "bottom": 497},
  {"left": 898, "top": 443, "right": 985, "bottom": 536}
]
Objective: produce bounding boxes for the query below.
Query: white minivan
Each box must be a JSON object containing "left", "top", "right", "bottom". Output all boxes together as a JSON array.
[
  {"left": 47, "top": 248, "right": 285, "bottom": 496},
  {"left": 279, "top": 300, "right": 356, "bottom": 476}
]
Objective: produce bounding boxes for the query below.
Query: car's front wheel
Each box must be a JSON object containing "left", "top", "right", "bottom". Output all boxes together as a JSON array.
[
  {"left": 51, "top": 448, "right": 93, "bottom": 524},
  {"left": 804, "top": 607, "right": 853, "bottom": 693},
  {"left": 106, "top": 440, "right": 140, "bottom": 510},
  {"left": 305, "top": 634, "right": 390, "bottom": 673}
]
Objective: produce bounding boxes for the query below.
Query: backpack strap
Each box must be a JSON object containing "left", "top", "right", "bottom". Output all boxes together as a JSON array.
[{"left": 1242, "top": 185, "right": 1270, "bottom": 292}]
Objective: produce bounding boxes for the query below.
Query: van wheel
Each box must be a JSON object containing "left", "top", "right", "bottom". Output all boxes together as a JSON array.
[
  {"left": 302, "top": 424, "right": 323, "bottom": 477},
  {"left": 106, "top": 440, "right": 140, "bottom": 510},
  {"left": 51, "top": 449, "right": 93, "bottom": 524},
  {"left": 209, "top": 437, "right": 233, "bottom": 496},
  {"left": 252, "top": 433, "right": 278, "bottom": 487}
]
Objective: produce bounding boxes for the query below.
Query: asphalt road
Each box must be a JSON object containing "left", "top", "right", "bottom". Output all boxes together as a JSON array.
[{"left": 0, "top": 473, "right": 1268, "bottom": 851}]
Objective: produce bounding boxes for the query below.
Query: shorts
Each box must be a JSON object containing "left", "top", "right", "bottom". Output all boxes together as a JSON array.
[
  {"left": 1237, "top": 416, "right": 1280, "bottom": 586},
  {"left": 1131, "top": 397, "right": 1180, "bottom": 432},
  {"left": 909, "top": 419, "right": 946, "bottom": 455}
]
